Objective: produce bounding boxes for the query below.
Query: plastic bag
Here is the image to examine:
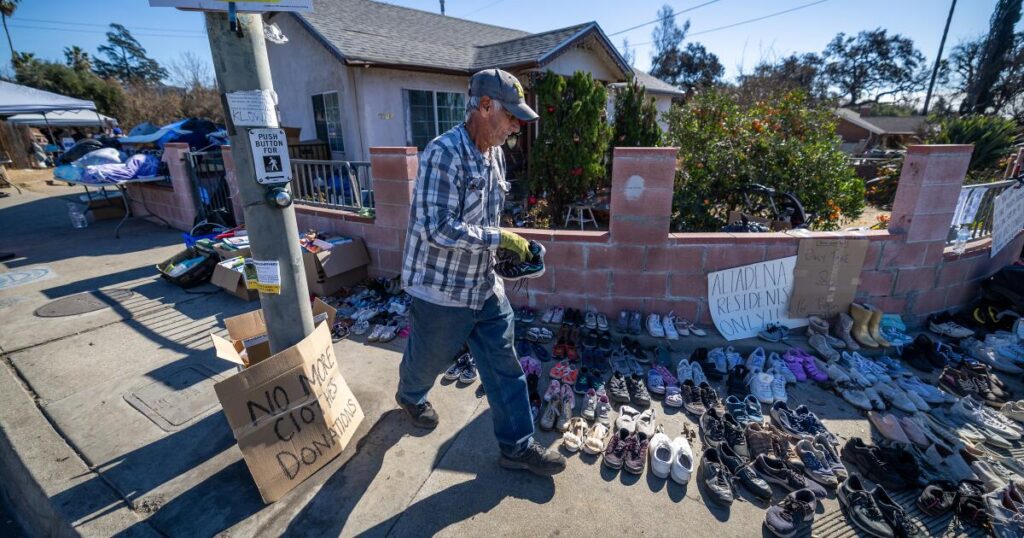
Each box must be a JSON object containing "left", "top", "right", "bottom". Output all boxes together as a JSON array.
[
  {"left": 53, "top": 165, "right": 84, "bottom": 181},
  {"left": 73, "top": 147, "right": 123, "bottom": 167}
]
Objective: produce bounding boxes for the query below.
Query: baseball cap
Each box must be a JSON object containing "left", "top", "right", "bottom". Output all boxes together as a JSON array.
[{"left": 469, "top": 68, "right": 538, "bottom": 121}]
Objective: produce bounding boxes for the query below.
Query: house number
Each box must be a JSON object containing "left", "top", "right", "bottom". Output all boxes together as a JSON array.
[{"left": 378, "top": 112, "right": 394, "bottom": 120}]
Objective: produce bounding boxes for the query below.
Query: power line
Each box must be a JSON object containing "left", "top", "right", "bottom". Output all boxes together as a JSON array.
[
  {"left": 630, "top": 0, "right": 831, "bottom": 47},
  {"left": 607, "top": 0, "right": 723, "bottom": 37},
  {"left": 15, "top": 17, "right": 206, "bottom": 35},
  {"left": 8, "top": 23, "right": 208, "bottom": 40}
]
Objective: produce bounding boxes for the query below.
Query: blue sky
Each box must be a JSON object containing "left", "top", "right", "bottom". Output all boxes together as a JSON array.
[{"left": 0, "top": 0, "right": 1008, "bottom": 82}]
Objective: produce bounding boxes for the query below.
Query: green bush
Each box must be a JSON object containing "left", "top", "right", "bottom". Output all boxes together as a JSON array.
[
  {"left": 925, "top": 115, "right": 1019, "bottom": 181},
  {"left": 528, "top": 70, "right": 612, "bottom": 219},
  {"left": 663, "top": 89, "right": 864, "bottom": 231},
  {"left": 611, "top": 77, "right": 661, "bottom": 148}
]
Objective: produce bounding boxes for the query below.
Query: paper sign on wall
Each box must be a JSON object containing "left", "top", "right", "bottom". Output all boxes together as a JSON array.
[
  {"left": 707, "top": 256, "right": 807, "bottom": 341},
  {"left": 226, "top": 89, "right": 279, "bottom": 128},
  {"left": 788, "top": 238, "right": 869, "bottom": 318},
  {"left": 244, "top": 259, "right": 281, "bottom": 294},
  {"left": 991, "top": 185, "right": 1024, "bottom": 258},
  {"left": 248, "top": 128, "right": 291, "bottom": 185}
]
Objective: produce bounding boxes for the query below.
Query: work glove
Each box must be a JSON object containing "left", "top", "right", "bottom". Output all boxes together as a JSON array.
[{"left": 499, "top": 229, "right": 531, "bottom": 263}]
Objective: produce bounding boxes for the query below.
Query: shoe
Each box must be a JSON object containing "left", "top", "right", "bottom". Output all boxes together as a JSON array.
[
  {"left": 495, "top": 240, "right": 546, "bottom": 281},
  {"left": 615, "top": 405, "right": 640, "bottom": 433},
  {"left": 744, "top": 395, "right": 765, "bottom": 424},
  {"left": 698, "top": 381, "right": 721, "bottom": 414},
  {"left": 627, "top": 374, "right": 651, "bottom": 407},
  {"left": 607, "top": 372, "right": 631, "bottom": 404},
  {"left": 825, "top": 361, "right": 852, "bottom": 384},
  {"left": 971, "top": 461, "right": 1007, "bottom": 492},
  {"left": 726, "top": 364, "right": 750, "bottom": 395},
  {"left": 720, "top": 443, "right": 773, "bottom": 500},
  {"left": 836, "top": 312, "right": 861, "bottom": 351},
  {"left": 952, "top": 397, "right": 1021, "bottom": 440},
  {"left": 870, "top": 411, "right": 911, "bottom": 445},
  {"left": 747, "top": 346, "right": 768, "bottom": 371},
  {"left": 690, "top": 362, "right": 708, "bottom": 386},
  {"left": 850, "top": 303, "right": 880, "bottom": 348},
  {"left": 708, "top": 347, "right": 729, "bottom": 379},
  {"left": 809, "top": 333, "right": 841, "bottom": 362},
  {"left": 624, "top": 431, "right": 650, "bottom": 475},
  {"left": 540, "top": 398, "right": 559, "bottom": 431},
  {"left": 395, "top": 393, "right": 440, "bottom": 429},
  {"left": 897, "top": 416, "right": 932, "bottom": 448},
  {"left": 800, "top": 353, "right": 829, "bottom": 382},
  {"left": 770, "top": 371, "right": 788, "bottom": 403},
  {"left": 722, "top": 412, "right": 750, "bottom": 459},
  {"left": 676, "top": 358, "right": 693, "bottom": 384},
  {"left": 670, "top": 436, "right": 695, "bottom": 485},
  {"left": 865, "top": 304, "right": 892, "bottom": 348},
  {"left": 646, "top": 313, "right": 665, "bottom": 338},
  {"left": 556, "top": 387, "right": 574, "bottom": 432},
  {"left": 628, "top": 311, "right": 642, "bottom": 335},
  {"left": 764, "top": 488, "right": 817, "bottom": 537},
  {"left": 603, "top": 428, "right": 630, "bottom": 469},
  {"left": 1001, "top": 401, "right": 1024, "bottom": 423},
  {"left": 781, "top": 351, "right": 808, "bottom": 382},
  {"left": 771, "top": 352, "right": 798, "bottom": 383},
  {"left": 700, "top": 408, "right": 727, "bottom": 448},
  {"left": 929, "top": 312, "right": 975, "bottom": 339},
  {"left": 646, "top": 368, "right": 665, "bottom": 396},
  {"left": 664, "top": 384, "right": 683, "bottom": 408},
  {"left": 663, "top": 313, "right": 679, "bottom": 340},
  {"left": 984, "top": 487, "right": 1024, "bottom": 538},
  {"left": 770, "top": 401, "right": 804, "bottom": 437},
  {"left": 837, "top": 382, "right": 873, "bottom": 411},
  {"left": 617, "top": 310, "right": 629, "bottom": 332},
  {"left": 916, "top": 479, "right": 958, "bottom": 516},
  {"left": 562, "top": 417, "right": 588, "bottom": 452},
  {"left": 459, "top": 357, "right": 478, "bottom": 383},
  {"left": 443, "top": 358, "right": 466, "bottom": 381},
  {"left": 796, "top": 439, "right": 839, "bottom": 487},
  {"left": 749, "top": 370, "right": 775, "bottom": 404},
  {"left": 498, "top": 439, "right": 567, "bottom": 476},
  {"left": 963, "top": 338, "right": 1024, "bottom": 374},
  {"left": 649, "top": 430, "right": 674, "bottom": 479},
  {"left": 838, "top": 475, "right": 895, "bottom": 538},
  {"left": 842, "top": 438, "right": 910, "bottom": 491},
  {"left": 863, "top": 386, "right": 885, "bottom": 411},
  {"left": 699, "top": 447, "right": 735, "bottom": 506},
  {"left": 876, "top": 383, "right": 917, "bottom": 413},
  {"left": 759, "top": 323, "right": 790, "bottom": 342},
  {"left": 814, "top": 434, "right": 848, "bottom": 481},
  {"left": 595, "top": 394, "right": 612, "bottom": 426},
  {"left": 634, "top": 408, "right": 656, "bottom": 438},
  {"left": 581, "top": 389, "right": 598, "bottom": 421},
  {"left": 682, "top": 380, "right": 706, "bottom": 415},
  {"left": 755, "top": 454, "right": 826, "bottom": 498},
  {"left": 726, "top": 395, "right": 748, "bottom": 423},
  {"left": 543, "top": 379, "right": 562, "bottom": 402}
]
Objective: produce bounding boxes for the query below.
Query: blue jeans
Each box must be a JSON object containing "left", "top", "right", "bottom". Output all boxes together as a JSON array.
[{"left": 398, "top": 294, "right": 535, "bottom": 457}]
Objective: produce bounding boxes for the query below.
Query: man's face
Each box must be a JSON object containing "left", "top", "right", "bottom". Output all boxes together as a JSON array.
[{"left": 481, "top": 96, "right": 521, "bottom": 147}]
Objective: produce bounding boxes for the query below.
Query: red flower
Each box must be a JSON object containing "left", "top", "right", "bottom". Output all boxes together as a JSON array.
[{"left": 546, "top": 105, "right": 556, "bottom": 113}]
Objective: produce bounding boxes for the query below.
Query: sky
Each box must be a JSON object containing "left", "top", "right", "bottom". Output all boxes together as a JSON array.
[{"left": 0, "top": 0, "right": 1010, "bottom": 83}]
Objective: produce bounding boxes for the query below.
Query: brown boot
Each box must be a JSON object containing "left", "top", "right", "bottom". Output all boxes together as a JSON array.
[
  {"left": 865, "top": 304, "right": 891, "bottom": 348},
  {"left": 835, "top": 313, "right": 860, "bottom": 350},
  {"left": 849, "top": 303, "right": 879, "bottom": 348}
]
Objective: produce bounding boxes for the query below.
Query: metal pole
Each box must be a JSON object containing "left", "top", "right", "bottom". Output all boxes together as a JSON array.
[
  {"left": 923, "top": 0, "right": 957, "bottom": 115},
  {"left": 205, "top": 10, "right": 314, "bottom": 354}
]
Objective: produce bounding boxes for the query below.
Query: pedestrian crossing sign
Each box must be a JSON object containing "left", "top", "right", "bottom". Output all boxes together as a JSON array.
[{"left": 248, "top": 128, "right": 291, "bottom": 185}]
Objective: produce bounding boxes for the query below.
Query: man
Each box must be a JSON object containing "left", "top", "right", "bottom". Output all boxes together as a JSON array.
[{"left": 395, "top": 68, "right": 566, "bottom": 476}]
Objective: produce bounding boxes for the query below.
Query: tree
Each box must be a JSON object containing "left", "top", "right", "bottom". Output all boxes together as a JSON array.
[
  {"left": 529, "top": 70, "right": 612, "bottom": 220},
  {"left": 93, "top": 23, "right": 168, "bottom": 84},
  {"left": 949, "top": 32, "right": 1024, "bottom": 120},
  {"left": 649, "top": 5, "right": 689, "bottom": 84},
  {"left": 736, "top": 53, "right": 827, "bottom": 102},
  {"left": 620, "top": 38, "right": 635, "bottom": 67},
  {"left": 962, "top": 0, "right": 1022, "bottom": 113},
  {"left": 14, "top": 57, "right": 123, "bottom": 116},
  {"left": 822, "top": 29, "right": 928, "bottom": 106},
  {"left": 64, "top": 46, "right": 91, "bottom": 72},
  {"left": 611, "top": 77, "right": 661, "bottom": 148},
  {"left": 674, "top": 42, "right": 723, "bottom": 92},
  {"left": 1, "top": 0, "right": 19, "bottom": 64}
]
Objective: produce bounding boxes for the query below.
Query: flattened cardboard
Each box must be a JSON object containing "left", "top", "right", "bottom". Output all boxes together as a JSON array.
[
  {"left": 302, "top": 238, "right": 370, "bottom": 297},
  {"left": 210, "top": 298, "right": 336, "bottom": 367},
  {"left": 213, "top": 323, "right": 363, "bottom": 503},
  {"left": 211, "top": 260, "right": 259, "bottom": 301},
  {"left": 788, "top": 238, "right": 869, "bottom": 318}
]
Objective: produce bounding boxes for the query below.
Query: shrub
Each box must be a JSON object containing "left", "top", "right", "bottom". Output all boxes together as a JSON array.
[
  {"left": 663, "top": 89, "right": 864, "bottom": 231},
  {"left": 611, "top": 77, "right": 661, "bottom": 148},
  {"left": 925, "top": 115, "right": 1019, "bottom": 181},
  {"left": 528, "top": 70, "right": 612, "bottom": 219}
]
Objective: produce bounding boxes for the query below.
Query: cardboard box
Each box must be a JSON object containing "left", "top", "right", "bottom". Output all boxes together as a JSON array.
[
  {"left": 302, "top": 237, "right": 370, "bottom": 297},
  {"left": 213, "top": 243, "right": 252, "bottom": 261},
  {"left": 211, "top": 297, "right": 336, "bottom": 367},
  {"left": 212, "top": 322, "right": 362, "bottom": 503},
  {"left": 211, "top": 258, "right": 259, "bottom": 301}
]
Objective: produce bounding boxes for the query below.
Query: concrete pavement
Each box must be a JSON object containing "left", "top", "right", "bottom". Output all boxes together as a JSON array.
[{"left": 0, "top": 182, "right": 1004, "bottom": 537}]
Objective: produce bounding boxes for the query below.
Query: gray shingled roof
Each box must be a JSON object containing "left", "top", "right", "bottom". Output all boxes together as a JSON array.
[
  {"left": 860, "top": 116, "right": 928, "bottom": 135},
  {"left": 294, "top": 0, "right": 672, "bottom": 94},
  {"left": 632, "top": 70, "right": 685, "bottom": 96}
]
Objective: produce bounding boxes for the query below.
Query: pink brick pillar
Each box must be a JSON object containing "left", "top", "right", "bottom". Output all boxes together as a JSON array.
[
  {"left": 368, "top": 147, "right": 417, "bottom": 277},
  {"left": 161, "top": 142, "right": 198, "bottom": 226},
  {"left": 889, "top": 145, "right": 972, "bottom": 244},
  {"left": 609, "top": 147, "right": 677, "bottom": 247},
  {"left": 221, "top": 145, "right": 246, "bottom": 225}
]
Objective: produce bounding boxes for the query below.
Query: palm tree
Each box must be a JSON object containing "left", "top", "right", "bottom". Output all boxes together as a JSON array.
[
  {"left": 64, "top": 45, "right": 91, "bottom": 71},
  {"left": 1, "top": 0, "right": 19, "bottom": 64}
]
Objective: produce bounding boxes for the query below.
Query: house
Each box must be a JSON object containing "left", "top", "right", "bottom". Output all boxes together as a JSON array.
[
  {"left": 265, "top": 0, "right": 683, "bottom": 169},
  {"left": 834, "top": 107, "right": 927, "bottom": 155}
]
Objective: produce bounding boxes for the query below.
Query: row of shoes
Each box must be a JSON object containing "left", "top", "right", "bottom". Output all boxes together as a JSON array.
[
  {"left": 539, "top": 306, "right": 604, "bottom": 329},
  {"left": 441, "top": 346, "right": 478, "bottom": 384},
  {"left": 938, "top": 360, "right": 1014, "bottom": 407},
  {"left": 964, "top": 333, "right": 1024, "bottom": 374},
  {"left": 643, "top": 311, "right": 706, "bottom": 339}
]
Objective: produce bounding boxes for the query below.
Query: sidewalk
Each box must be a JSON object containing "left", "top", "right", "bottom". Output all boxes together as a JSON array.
[{"left": 0, "top": 183, "right": 1007, "bottom": 537}]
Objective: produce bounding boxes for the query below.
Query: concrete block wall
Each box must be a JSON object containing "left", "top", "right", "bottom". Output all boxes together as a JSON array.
[
  {"left": 224, "top": 144, "right": 1022, "bottom": 326},
  {"left": 125, "top": 143, "right": 197, "bottom": 231}
]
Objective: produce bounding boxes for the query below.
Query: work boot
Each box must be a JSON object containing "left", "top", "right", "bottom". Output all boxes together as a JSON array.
[
  {"left": 395, "top": 393, "right": 439, "bottom": 429},
  {"left": 499, "top": 439, "right": 567, "bottom": 476},
  {"left": 866, "top": 304, "right": 891, "bottom": 348},
  {"left": 835, "top": 313, "right": 861, "bottom": 351},
  {"left": 849, "top": 303, "right": 879, "bottom": 348}
]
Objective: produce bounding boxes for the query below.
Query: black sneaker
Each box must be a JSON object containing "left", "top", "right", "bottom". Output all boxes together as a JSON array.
[
  {"left": 700, "top": 408, "right": 726, "bottom": 448},
  {"left": 692, "top": 347, "right": 716, "bottom": 379},
  {"left": 395, "top": 393, "right": 439, "bottom": 429},
  {"left": 720, "top": 443, "right": 772, "bottom": 500},
  {"left": 754, "top": 454, "right": 826, "bottom": 498},
  {"left": 721, "top": 412, "right": 750, "bottom": 460},
  {"left": 765, "top": 488, "right": 816, "bottom": 537},
  {"left": 872, "top": 486, "right": 923, "bottom": 537},
  {"left": 499, "top": 439, "right": 567, "bottom": 476},
  {"left": 841, "top": 438, "right": 909, "bottom": 491},
  {"left": 494, "top": 241, "right": 546, "bottom": 281},
  {"left": 627, "top": 374, "right": 651, "bottom": 407},
  {"left": 699, "top": 382, "right": 721, "bottom": 412},
  {"left": 913, "top": 333, "right": 947, "bottom": 369},
  {"left": 699, "top": 447, "right": 735, "bottom": 505},
  {"left": 608, "top": 372, "right": 631, "bottom": 404},
  {"left": 726, "top": 364, "right": 750, "bottom": 395},
  {"left": 838, "top": 475, "right": 895, "bottom": 538}
]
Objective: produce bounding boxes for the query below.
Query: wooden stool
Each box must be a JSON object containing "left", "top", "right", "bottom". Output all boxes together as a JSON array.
[{"left": 564, "top": 204, "right": 597, "bottom": 230}]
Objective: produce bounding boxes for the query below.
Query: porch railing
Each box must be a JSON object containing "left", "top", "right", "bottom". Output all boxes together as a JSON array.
[
  {"left": 949, "top": 179, "right": 1018, "bottom": 243},
  {"left": 290, "top": 159, "right": 373, "bottom": 211}
]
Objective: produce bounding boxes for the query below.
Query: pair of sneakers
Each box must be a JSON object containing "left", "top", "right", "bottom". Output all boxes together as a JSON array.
[
  {"left": 649, "top": 426, "right": 696, "bottom": 484},
  {"left": 539, "top": 382, "right": 576, "bottom": 432},
  {"left": 604, "top": 407, "right": 656, "bottom": 474},
  {"left": 442, "top": 349, "right": 478, "bottom": 384},
  {"left": 747, "top": 368, "right": 787, "bottom": 404}
]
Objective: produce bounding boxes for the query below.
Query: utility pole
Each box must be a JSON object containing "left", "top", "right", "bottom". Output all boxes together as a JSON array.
[
  {"left": 205, "top": 11, "right": 314, "bottom": 353},
  {"left": 923, "top": 0, "right": 957, "bottom": 115}
]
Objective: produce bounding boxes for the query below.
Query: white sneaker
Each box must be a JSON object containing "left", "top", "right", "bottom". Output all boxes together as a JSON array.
[
  {"left": 647, "top": 313, "right": 665, "bottom": 338},
  {"left": 676, "top": 358, "right": 692, "bottom": 384},
  {"left": 953, "top": 398, "right": 1022, "bottom": 440},
  {"left": 669, "top": 436, "right": 695, "bottom": 485},
  {"left": 690, "top": 362, "right": 708, "bottom": 386},
  {"left": 770, "top": 371, "right": 788, "bottom": 403},
  {"left": 649, "top": 431, "right": 674, "bottom": 479},
  {"left": 964, "top": 338, "right": 1024, "bottom": 374},
  {"left": 825, "top": 361, "right": 852, "bottom": 384},
  {"left": 748, "top": 370, "right": 775, "bottom": 404},
  {"left": 769, "top": 352, "right": 797, "bottom": 384},
  {"left": 1000, "top": 401, "right": 1024, "bottom": 423},
  {"left": 746, "top": 347, "right": 767, "bottom": 371},
  {"left": 663, "top": 313, "right": 679, "bottom": 340}
]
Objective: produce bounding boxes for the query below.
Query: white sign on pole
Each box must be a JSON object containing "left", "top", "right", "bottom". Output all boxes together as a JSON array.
[
  {"left": 148, "top": 0, "right": 312, "bottom": 12},
  {"left": 248, "top": 128, "right": 291, "bottom": 185},
  {"left": 226, "top": 89, "right": 279, "bottom": 128},
  {"left": 707, "top": 256, "right": 808, "bottom": 341},
  {"left": 991, "top": 185, "right": 1024, "bottom": 258}
]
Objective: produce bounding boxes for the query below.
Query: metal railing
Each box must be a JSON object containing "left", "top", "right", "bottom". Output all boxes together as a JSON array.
[
  {"left": 185, "top": 150, "right": 237, "bottom": 227},
  {"left": 949, "top": 179, "right": 1018, "bottom": 243},
  {"left": 290, "top": 159, "right": 373, "bottom": 211}
]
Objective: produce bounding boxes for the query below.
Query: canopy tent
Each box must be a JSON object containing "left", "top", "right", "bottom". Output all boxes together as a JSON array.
[
  {"left": 7, "top": 110, "right": 117, "bottom": 127},
  {"left": 0, "top": 81, "right": 96, "bottom": 115}
]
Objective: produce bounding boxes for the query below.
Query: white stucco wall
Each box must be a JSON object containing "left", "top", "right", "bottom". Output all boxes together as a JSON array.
[
  {"left": 653, "top": 94, "right": 673, "bottom": 130},
  {"left": 545, "top": 45, "right": 621, "bottom": 82}
]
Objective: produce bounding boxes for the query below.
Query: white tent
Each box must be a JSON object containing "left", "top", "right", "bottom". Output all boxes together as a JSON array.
[
  {"left": 7, "top": 110, "right": 117, "bottom": 127},
  {"left": 0, "top": 81, "right": 96, "bottom": 115}
]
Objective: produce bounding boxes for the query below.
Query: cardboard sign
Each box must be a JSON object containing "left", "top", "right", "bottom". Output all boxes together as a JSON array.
[
  {"left": 226, "top": 89, "right": 279, "bottom": 128},
  {"left": 213, "top": 323, "right": 362, "bottom": 503},
  {"left": 788, "top": 238, "right": 869, "bottom": 318},
  {"left": 249, "top": 128, "right": 291, "bottom": 185},
  {"left": 991, "top": 185, "right": 1024, "bottom": 258},
  {"left": 707, "top": 256, "right": 807, "bottom": 341},
  {"left": 149, "top": 0, "right": 313, "bottom": 12}
]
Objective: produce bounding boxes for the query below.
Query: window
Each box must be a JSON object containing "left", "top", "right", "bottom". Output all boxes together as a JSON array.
[
  {"left": 311, "top": 92, "right": 345, "bottom": 153},
  {"left": 404, "top": 89, "right": 465, "bottom": 150}
]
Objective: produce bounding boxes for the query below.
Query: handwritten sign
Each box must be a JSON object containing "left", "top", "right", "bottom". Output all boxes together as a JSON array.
[
  {"left": 991, "top": 185, "right": 1024, "bottom": 258},
  {"left": 789, "top": 238, "right": 869, "bottom": 317},
  {"left": 226, "top": 89, "right": 279, "bottom": 128},
  {"left": 707, "top": 256, "right": 807, "bottom": 341}
]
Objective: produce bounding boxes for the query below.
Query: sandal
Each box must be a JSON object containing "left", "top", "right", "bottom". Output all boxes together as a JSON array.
[
  {"left": 583, "top": 422, "right": 610, "bottom": 454},
  {"left": 562, "top": 417, "right": 588, "bottom": 452},
  {"left": 561, "top": 365, "right": 580, "bottom": 385},
  {"left": 549, "top": 360, "right": 570, "bottom": 379}
]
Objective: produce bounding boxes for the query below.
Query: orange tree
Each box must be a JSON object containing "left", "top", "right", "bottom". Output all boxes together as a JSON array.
[{"left": 664, "top": 89, "right": 864, "bottom": 231}]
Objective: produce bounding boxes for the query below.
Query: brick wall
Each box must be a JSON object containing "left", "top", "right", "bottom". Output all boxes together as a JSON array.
[
  {"left": 125, "top": 143, "right": 197, "bottom": 231},
  {"left": 224, "top": 144, "right": 1024, "bottom": 327}
]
